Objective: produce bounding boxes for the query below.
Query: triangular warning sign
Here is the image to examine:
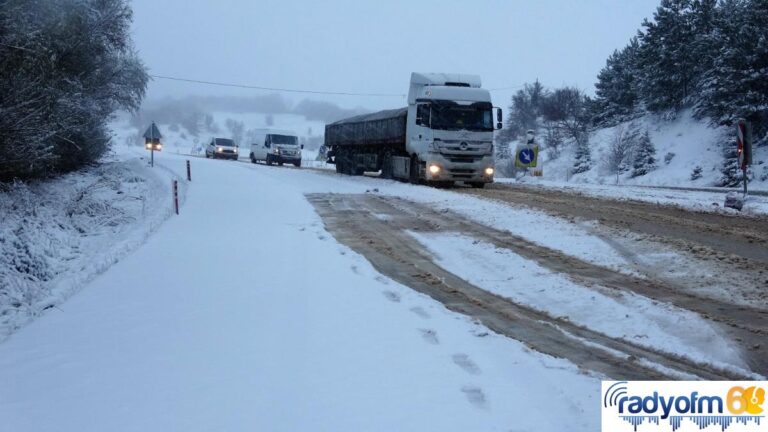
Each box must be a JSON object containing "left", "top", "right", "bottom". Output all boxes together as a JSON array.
[{"left": 143, "top": 122, "right": 162, "bottom": 140}]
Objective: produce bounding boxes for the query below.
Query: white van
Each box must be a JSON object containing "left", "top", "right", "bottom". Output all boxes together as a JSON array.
[{"left": 249, "top": 129, "right": 302, "bottom": 167}]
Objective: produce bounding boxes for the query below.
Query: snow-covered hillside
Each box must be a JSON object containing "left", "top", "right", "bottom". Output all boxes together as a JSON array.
[{"left": 503, "top": 110, "right": 767, "bottom": 190}]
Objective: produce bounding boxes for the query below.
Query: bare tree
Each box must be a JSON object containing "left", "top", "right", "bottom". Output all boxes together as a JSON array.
[{"left": 601, "top": 123, "right": 637, "bottom": 184}]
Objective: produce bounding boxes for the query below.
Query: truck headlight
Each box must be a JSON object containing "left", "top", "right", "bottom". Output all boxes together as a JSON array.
[
  {"left": 428, "top": 164, "right": 441, "bottom": 175},
  {"left": 217, "top": 146, "right": 223, "bottom": 152},
  {"left": 273, "top": 149, "right": 280, "bottom": 155},
  {"left": 484, "top": 167, "right": 494, "bottom": 176}
]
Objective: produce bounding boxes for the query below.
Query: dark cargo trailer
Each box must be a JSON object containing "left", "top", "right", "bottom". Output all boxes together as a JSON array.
[{"left": 325, "top": 107, "right": 407, "bottom": 148}]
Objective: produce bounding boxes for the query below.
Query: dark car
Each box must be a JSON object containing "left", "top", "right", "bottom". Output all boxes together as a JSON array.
[{"left": 205, "top": 138, "right": 238, "bottom": 160}]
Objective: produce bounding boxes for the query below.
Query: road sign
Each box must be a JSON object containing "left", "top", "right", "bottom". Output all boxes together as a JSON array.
[
  {"left": 143, "top": 122, "right": 163, "bottom": 167},
  {"left": 737, "top": 119, "right": 753, "bottom": 169},
  {"left": 515, "top": 145, "right": 539, "bottom": 168}
]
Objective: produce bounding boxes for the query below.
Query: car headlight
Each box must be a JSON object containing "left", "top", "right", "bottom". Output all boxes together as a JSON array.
[
  {"left": 484, "top": 167, "right": 495, "bottom": 176},
  {"left": 428, "top": 164, "right": 441, "bottom": 175},
  {"left": 217, "top": 146, "right": 223, "bottom": 152}
]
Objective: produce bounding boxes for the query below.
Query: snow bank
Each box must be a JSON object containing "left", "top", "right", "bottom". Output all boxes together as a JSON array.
[
  {"left": 505, "top": 110, "right": 768, "bottom": 190},
  {"left": 0, "top": 156, "right": 182, "bottom": 341}
]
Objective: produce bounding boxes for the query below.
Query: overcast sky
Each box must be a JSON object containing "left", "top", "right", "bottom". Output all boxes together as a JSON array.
[{"left": 130, "top": 0, "right": 659, "bottom": 111}]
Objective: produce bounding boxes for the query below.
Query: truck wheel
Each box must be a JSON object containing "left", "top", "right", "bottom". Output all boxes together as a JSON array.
[
  {"left": 335, "top": 159, "right": 344, "bottom": 173},
  {"left": 409, "top": 156, "right": 420, "bottom": 184},
  {"left": 250, "top": 153, "right": 256, "bottom": 164},
  {"left": 293, "top": 161, "right": 301, "bottom": 168},
  {"left": 266, "top": 155, "right": 273, "bottom": 166},
  {"left": 469, "top": 182, "right": 486, "bottom": 189},
  {"left": 278, "top": 161, "right": 284, "bottom": 166},
  {"left": 380, "top": 152, "right": 393, "bottom": 179}
]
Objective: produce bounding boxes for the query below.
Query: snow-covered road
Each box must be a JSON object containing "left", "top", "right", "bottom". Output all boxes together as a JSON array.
[{"left": 0, "top": 151, "right": 600, "bottom": 431}]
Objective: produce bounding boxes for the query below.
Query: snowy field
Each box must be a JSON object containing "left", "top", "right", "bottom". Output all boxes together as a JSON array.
[{"left": 0, "top": 154, "right": 185, "bottom": 341}]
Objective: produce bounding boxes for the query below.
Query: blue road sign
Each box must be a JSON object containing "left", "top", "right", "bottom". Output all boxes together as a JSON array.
[
  {"left": 519, "top": 148, "right": 534, "bottom": 164},
  {"left": 515, "top": 145, "right": 539, "bottom": 168}
]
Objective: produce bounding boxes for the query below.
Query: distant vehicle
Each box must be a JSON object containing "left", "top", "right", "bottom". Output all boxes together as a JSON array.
[
  {"left": 325, "top": 72, "right": 501, "bottom": 188},
  {"left": 249, "top": 129, "right": 302, "bottom": 167},
  {"left": 205, "top": 138, "right": 238, "bottom": 160}
]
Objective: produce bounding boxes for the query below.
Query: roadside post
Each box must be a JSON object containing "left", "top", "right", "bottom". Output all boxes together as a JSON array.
[
  {"left": 143, "top": 122, "right": 163, "bottom": 167},
  {"left": 186, "top": 160, "right": 192, "bottom": 182},
  {"left": 172, "top": 180, "right": 179, "bottom": 215},
  {"left": 736, "top": 119, "right": 753, "bottom": 197}
]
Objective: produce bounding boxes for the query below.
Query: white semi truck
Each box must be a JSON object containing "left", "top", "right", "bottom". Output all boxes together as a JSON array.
[{"left": 325, "top": 72, "right": 501, "bottom": 187}]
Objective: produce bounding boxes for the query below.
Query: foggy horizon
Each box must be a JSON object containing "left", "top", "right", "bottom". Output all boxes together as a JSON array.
[{"left": 131, "top": 0, "right": 660, "bottom": 113}]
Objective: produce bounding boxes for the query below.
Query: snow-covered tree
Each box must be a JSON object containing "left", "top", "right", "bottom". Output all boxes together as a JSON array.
[
  {"left": 498, "top": 80, "right": 546, "bottom": 144},
  {"left": 0, "top": 0, "right": 147, "bottom": 180},
  {"left": 630, "top": 130, "right": 657, "bottom": 177},
  {"left": 695, "top": 0, "right": 768, "bottom": 135},
  {"left": 602, "top": 124, "right": 638, "bottom": 183},
  {"left": 594, "top": 38, "right": 641, "bottom": 125},
  {"left": 572, "top": 138, "right": 593, "bottom": 174}
]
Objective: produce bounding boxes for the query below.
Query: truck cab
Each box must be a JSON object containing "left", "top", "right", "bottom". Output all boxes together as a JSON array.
[
  {"left": 249, "top": 129, "right": 303, "bottom": 167},
  {"left": 405, "top": 73, "right": 500, "bottom": 187}
]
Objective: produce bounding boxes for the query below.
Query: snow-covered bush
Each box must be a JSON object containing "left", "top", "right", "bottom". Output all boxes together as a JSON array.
[
  {"left": 0, "top": 0, "right": 148, "bottom": 180},
  {"left": 690, "top": 166, "right": 703, "bottom": 180},
  {"left": 0, "top": 160, "right": 167, "bottom": 340}
]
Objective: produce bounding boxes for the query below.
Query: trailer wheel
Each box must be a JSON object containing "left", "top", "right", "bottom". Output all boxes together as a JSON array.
[
  {"left": 380, "top": 151, "right": 393, "bottom": 179},
  {"left": 409, "top": 156, "right": 420, "bottom": 184}
]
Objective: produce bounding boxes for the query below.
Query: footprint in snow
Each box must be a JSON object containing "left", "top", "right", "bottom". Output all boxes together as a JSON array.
[
  {"left": 461, "top": 386, "right": 488, "bottom": 409},
  {"left": 410, "top": 306, "right": 431, "bottom": 319},
  {"left": 418, "top": 329, "right": 439, "bottom": 345},
  {"left": 374, "top": 275, "right": 390, "bottom": 285},
  {"left": 452, "top": 353, "right": 481, "bottom": 375},
  {"left": 382, "top": 290, "right": 401, "bottom": 303}
]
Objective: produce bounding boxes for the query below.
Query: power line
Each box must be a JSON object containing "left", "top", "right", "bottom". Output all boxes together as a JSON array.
[
  {"left": 149, "top": 74, "right": 406, "bottom": 98},
  {"left": 487, "top": 84, "right": 527, "bottom": 92}
]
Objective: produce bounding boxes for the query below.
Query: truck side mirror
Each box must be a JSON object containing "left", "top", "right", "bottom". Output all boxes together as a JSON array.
[
  {"left": 301, "top": 144, "right": 304, "bottom": 149},
  {"left": 496, "top": 122, "right": 503, "bottom": 130},
  {"left": 496, "top": 107, "right": 502, "bottom": 123}
]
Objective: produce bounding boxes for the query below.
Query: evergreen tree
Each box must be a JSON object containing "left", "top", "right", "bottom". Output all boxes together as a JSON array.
[
  {"left": 695, "top": 0, "right": 768, "bottom": 134},
  {"left": 631, "top": 130, "right": 658, "bottom": 177},
  {"left": 636, "top": 0, "right": 698, "bottom": 112},
  {"left": 572, "top": 138, "right": 592, "bottom": 174},
  {"left": 594, "top": 38, "right": 641, "bottom": 125}
]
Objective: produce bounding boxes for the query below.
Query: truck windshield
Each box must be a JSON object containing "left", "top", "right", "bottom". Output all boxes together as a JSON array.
[
  {"left": 269, "top": 135, "right": 298, "bottom": 145},
  {"left": 429, "top": 102, "right": 493, "bottom": 132},
  {"left": 215, "top": 138, "right": 235, "bottom": 146}
]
